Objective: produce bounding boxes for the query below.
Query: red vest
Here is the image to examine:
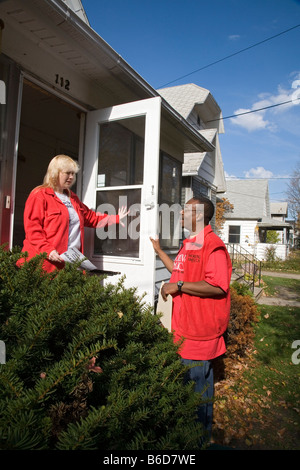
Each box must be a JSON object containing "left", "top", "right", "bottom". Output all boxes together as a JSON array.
[{"left": 170, "top": 225, "right": 232, "bottom": 341}]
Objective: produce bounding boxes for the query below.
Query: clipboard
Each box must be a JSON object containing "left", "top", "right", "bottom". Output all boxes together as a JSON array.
[{"left": 156, "top": 282, "right": 173, "bottom": 332}]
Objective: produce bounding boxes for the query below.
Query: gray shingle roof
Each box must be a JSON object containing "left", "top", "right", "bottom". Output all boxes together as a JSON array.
[
  {"left": 157, "top": 84, "right": 209, "bottom": 119},
  {"left": 183, "top": 129, "right": 217, "bottom": 174},
  {"left": 61, "top": 0, "right": 90, "bottom": 24},
  {"left": 224, "top": 179, "right": 270, "bottom": 219},
  {"left": 258, "top": 217, "right": 292, "bottom": 228},
  {"left": 270, "top": 202, "right": 288, "bottom": 215}
]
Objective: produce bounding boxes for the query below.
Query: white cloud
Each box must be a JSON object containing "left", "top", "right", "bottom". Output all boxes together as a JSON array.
[
  {"left": 230, "top": 108, "right": 271, "bottom": 131},
  {"left": 230, "top": 72, "right": 300, "bottom": 132},
  {"left": 292, "top": 79, "right": 300, "bottom": 90},
  {"left": 224, "top": 171, "right": 238, "bottom": 179},
  {"left": 225, "top": 168, "right": 290, "bottom": 182},
  {"left": 228, "top": 34, "right": 240, "bottom": 41},
  {"left": 243, "top": 167, "right": 274, "bottom": 179}
]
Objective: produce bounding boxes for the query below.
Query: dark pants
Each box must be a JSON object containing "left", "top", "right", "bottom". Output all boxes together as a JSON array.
[{"left": 181, "top": 358, "right": 214, "bottom": 439}]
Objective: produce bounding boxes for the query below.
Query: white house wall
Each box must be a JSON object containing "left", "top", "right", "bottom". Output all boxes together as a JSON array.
[
  {"left": 221, "top": 219, "right": 258, "bottom": 253},
  {"left": 199, "top": 153, "right": 215, "bottom": 185},
  {"left": 187, "top": 107, "right": 204, "bottom": 130},
  {"left": 183, "top": 147, "right": 216, "bottom": 186},
  {"left": 256, "top": 243, "right": 288, "bottom": 261},
  {"left": 220, "top": 219, "right": 289, "bottom": 261}
]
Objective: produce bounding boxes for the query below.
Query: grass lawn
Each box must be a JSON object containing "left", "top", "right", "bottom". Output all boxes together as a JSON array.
[
  {"left": 262, "top": 275, "right": 300, "bottom": 301},
  {"left": 245, "top": 303, "right": 300, "bottom": 449},
  {"left": 213, "top": 274, "right": 300, "bottom": 450}
]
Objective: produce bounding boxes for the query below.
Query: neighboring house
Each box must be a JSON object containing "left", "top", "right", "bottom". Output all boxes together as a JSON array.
[
  {"left": 156, "top": 83, "right": 227, "bottom": 291},
  {"left": 220, "top": 179, "right": 292, "bottom": 261},
  {"left": 270, "top": 202, "right": 288, "bottom": 222},
  {"left": 157, "top": 84, "right": 226, "bottom": 216},
  {"left": 270, "top": 202, "right": 291, "bottom": 245},
  {"left": 0, "top": 0, "right": 216, "bottom": 305}
]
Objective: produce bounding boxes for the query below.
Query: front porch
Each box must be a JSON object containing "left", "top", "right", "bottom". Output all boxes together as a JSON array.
[{"left": 255, "top": 242, "right": 290, "bottom": 261}]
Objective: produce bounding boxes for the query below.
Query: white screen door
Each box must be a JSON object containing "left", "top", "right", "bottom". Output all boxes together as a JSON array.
[{"left": 82, "top": 97, "right": 161, "bottom": 305}]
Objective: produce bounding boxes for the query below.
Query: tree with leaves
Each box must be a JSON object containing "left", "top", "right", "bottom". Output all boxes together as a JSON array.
[
  {"left": 215, "top": 197, "right": 234, "bottom": 236},
  {"left": 286, "top": 161, "right": 300, "bottom": 248},
  {"left": 0, "top": 247, "right": 205, "bottom": 450},
  {"left": 286, "top": 161, "right": 300, "bottom": 220}
]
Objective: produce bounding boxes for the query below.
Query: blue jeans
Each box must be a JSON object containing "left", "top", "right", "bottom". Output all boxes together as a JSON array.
[{"left": 181, "top": 358, "right": 214, "bottom": 439}]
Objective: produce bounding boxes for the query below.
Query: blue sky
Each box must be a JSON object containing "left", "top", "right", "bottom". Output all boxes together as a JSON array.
[{"left": 81, "top": 0, "right": 300, "bottom": 208}]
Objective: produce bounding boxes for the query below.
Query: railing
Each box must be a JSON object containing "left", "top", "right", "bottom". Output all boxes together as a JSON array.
[{"left": 225, "top": 243, "right": 262, "bottom": 293}]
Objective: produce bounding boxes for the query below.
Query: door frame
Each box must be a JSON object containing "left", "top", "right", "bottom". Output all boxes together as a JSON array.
[
  {"left": 9, "top": 72, "right": 88, "bottom": 248},
  {"left": 82, "top": 96, "right": 162, "bottom": 304}
]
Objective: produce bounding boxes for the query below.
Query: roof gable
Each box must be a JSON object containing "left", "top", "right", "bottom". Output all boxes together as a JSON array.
[
  {"left": 182, "top": 129, "right": 217, "bottom": 175},
  {"left": 157, "top": 83, "right": 224, "bottom": 133},
  {"left": 270, "top": 202, "right": 288, "bottom": 216},
  {"left": 157, "top": 84, "right": 209, "bottom": 119},
  {"left": 61, "top": 0, "right": 89, "bottom": 24},
  {"left": 224, "top": 179, "right": 270, "bottom": 219}
]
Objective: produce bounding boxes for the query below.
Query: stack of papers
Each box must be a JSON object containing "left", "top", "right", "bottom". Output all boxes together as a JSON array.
[{"left": 60, "top": 247, "right": 97, "bottom": 271}]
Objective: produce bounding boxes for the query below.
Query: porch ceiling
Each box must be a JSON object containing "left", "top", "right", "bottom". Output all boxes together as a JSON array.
[{"left": 0, "top": 0, "right": 213, "bottom": 154}]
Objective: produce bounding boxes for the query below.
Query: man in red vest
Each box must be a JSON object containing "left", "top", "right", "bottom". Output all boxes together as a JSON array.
[{"left": 150, "top": 196, "right": 232, "bottom": 443}]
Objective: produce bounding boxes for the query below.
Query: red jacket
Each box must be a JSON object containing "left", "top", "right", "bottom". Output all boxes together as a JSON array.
[
  {"left": 170, "top": 225, "right": 232, "bottom": 341},
  {"left": 18, "top": 187, "right": 119, "bottom": 272}
]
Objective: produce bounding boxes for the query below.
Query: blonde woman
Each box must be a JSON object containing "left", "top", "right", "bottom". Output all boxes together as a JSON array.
[{"left": 18, "top": 155, "right": 128, "bottom": 272}]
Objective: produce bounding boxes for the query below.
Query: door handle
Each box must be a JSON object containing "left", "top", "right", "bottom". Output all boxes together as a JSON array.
[{"left": 144, "top": 202, "right": 155, "bottom": 210}]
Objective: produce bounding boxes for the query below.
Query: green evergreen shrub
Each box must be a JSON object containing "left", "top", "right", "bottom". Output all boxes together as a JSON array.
[{"left": 0, "top": 247, "right": 204, "bottom": 450}]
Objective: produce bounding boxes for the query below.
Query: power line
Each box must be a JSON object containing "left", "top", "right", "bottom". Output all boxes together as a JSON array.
[
  {"left": 226, "top": 177, "right": 291, "bottom": 180},
  {"left": 224, "top": 190, "right": 277, "bottom": 200},
  {"left": 207, "top": 96, "right": 300, "bottom": 122},
  {"left": 158, "top": 23, "right": 300, "bottom": 88}
]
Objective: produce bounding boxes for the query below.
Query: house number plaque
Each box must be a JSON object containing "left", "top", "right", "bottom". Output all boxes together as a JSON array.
[{"left": 55, "top": 74, "right": 70, "bottom": 90}]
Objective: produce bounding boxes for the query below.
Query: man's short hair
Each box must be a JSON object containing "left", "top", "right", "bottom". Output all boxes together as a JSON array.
[{"left": 192, "top": 195, "right": 215, "bottom": 224}]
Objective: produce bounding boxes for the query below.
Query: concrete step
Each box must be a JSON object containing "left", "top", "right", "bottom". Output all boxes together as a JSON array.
[{"left": 253, "top": 286, "right": 264, "bottom": 300}]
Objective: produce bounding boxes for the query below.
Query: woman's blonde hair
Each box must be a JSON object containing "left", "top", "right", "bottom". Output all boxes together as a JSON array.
[{"left": 38, "top": 155, "right": 80, "bottom": 193}]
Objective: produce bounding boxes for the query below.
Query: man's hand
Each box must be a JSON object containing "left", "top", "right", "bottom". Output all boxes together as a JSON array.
[
  {"left": 149, "top": 236, "right": 161, "bottom": 254},
  {"left": 149, "top": 237, "right": 174, "bottom": 273},
  {"left": 161, "top": 282, "right": 178, "bottom": 301}
]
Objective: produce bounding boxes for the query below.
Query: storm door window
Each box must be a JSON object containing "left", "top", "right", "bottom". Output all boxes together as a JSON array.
[
  {"left": 94, "top": 188, "right": 141, "bottom": 258},
  {"left": 95, "top": 116, "right": 145, "bottom": 258},
  {"left": 228, "top": 225, "right": 240, "bottom": 244},
  {"left": 158, "top": 153, "right": 182, "bottom": 249},
  {"left": 97, "top": 118, "right": 144, "bottom": 187}
]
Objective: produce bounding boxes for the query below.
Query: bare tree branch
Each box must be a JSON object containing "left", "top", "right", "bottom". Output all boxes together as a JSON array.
[{"left": 286, "top": 161, "right": 300, "bottom": 220}]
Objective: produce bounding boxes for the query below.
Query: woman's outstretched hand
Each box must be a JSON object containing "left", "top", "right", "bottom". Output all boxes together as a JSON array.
[{"left": 118, "top": 206, "right": 130, "bottom": 227}]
